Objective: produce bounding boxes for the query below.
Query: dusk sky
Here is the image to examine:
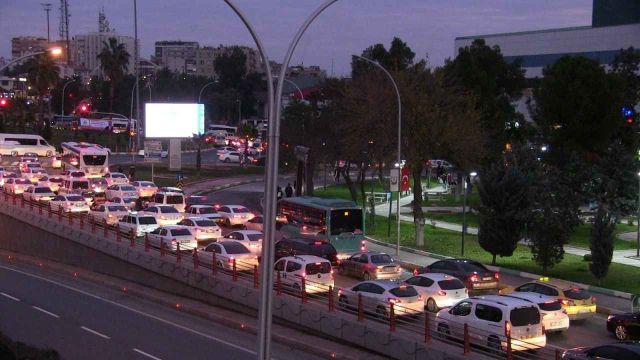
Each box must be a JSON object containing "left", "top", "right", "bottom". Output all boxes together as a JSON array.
[{"left": 0, "top": 0, "right": 592, "bottom": 76}]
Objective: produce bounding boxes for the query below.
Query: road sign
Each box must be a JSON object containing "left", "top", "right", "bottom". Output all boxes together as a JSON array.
[
  {"left": 390, "top": 168, "right": 400, "bottom": 192},
  {"left": 144, "top": 140, "right": 162, "bottom": 163}
]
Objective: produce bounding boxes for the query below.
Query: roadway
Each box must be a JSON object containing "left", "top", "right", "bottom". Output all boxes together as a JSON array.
[
  {"left": 0, "top": 258, "right": 325, "bottom": 360},
  {"left": 203, "top": 181, "right": 627, "bottom": 352}
]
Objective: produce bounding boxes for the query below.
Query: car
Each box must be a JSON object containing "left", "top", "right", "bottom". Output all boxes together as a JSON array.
[
  {"left": 110, "top": 196, "right": 139, "bottom": 210},
  {"left": 244, "top": 214, "right": 264, "bottom": 231},
  {"left": 118, "top": 213, "right": 159, "bottom": 237},
  {"left": 131, "top": 181, "right": 158, "bottom": 198},
  {"left": 607, "top": 312, "right": 640, "bottom": 340},
  {"left": 275, "top": 238, "right": 339, "bottom": 266},
  {"left": 428, "top": 159, "right": 454, "bottom": 169},
  {"left": 504, "top": 292, "right": 570, "bottom": 333},
  {"left": 147, "top": 225, "right": 198, "bottom": 251},
  {"left": 106, "top": 184, "right": 138, "bottom": 200},
  {"left": 37, "top": 176, "right": 64, "bottom": 193},
  {"left": 177, "top": 217, "right": 222, "bottom": 243},
  {"left": 60, "top": 170, "right": 87, "bottom": 180},
  {"left": 436, "top": 295, "right": 546, "bottom": 352},
  {"left": 58, "top": 178, "right": 90, "bottom": 196},
  {"left": 22, "top": 185, "right": 56, "bottom": 202},
  {"left": 217, "top": 205, "right": 255, "bottom": 226},
  {"left": 3, "top": 178, "right": 32, "bottom": 194},
  {"left": 49, "top": 194, "right": 90, "bottom": 213},
  {"left": 89, "top": 202, "right": 130, "bottom": 225},
  {"left": 185, "top": 205, "right": 223, "bottom": 224},
  {"left": 0, "top": 166, "right": 6, "bottom": 176},
  {"left": 216, "top": 146, "right": 236, "bottom": 156},
  {"left": 219, "top": 151, "right": 241, "bottom": 163},
  {"left": 89, "top": 178, "right": 109, "bottom": 193},
  {"left": 103, "top": 172, "right": 129, "bottom": 186},
  {"left": 149, "top": 191, "right": 186, "bottom": 213},
  {"left": 248, "top": 155, "right": 266, "bottom": 166},
  {"left": 51, "top": 155, "right": 62, "bottom": 169},
  {"left": 338, "top": 280, "right": 424, "bottom": 317},
  {"left": 417, "top": 259, "right": 499, "bottom": 293},
  {"left": 185, "top": 195, "right": 211, "bottom": 211},
  {"left": 221, "top": 230, "right": 263, "bottom": 255},
  {"left": 143, "top": 205, "right": 184, "bottom": 225},
  {"left": 21, "top": 167, "right": 47, "bottom": 183},
  {"left": 562, "top": 341, "right": 640, "bottom": 359},
  {"left": 505, "top": 279, "right": 596, "bottom": 320},
  {"left": 158, "top": 186, "right": 184, "bottom": 195},
  {"left": 0, "top": 172, "right": 19, "bottom": 187},
  {"left": 22, "top": 152, "right": 39, "bottom": 159},
  {"left": 404, "top": 273, "right": 469, "bottom": 312},
  {"left": 18, "top": 158, "right": 39, "bottom": 172},
  {"left": 274, "top": 255, "right": 334, "bottom": 294},
  {"left": 338, "top": 252, "right": 402, "bottom": 281},
  {"left": 199, "top": 240, "right": 259, "bottom": 271}
]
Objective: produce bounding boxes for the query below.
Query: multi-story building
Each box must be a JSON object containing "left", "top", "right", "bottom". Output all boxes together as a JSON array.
[
  {"left": 194, "top": 46, "right": 216, "bottom": 78},
  {"left": 71, "top": 32, "right": 136, "bottom": 74},
  {"left": 11, "top": 37, "right": 49, "bottom": 59},
  {"left": 153, "top": 41, "right": 199, "bottom": 74}
]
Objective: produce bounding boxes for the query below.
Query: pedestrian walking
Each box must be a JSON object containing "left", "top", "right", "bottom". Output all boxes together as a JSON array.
[
  {"left": 285, "top": 183, "right": 293, "bottom": 198},
  {"left": 277, "top": 186, "right": 284, "bottom": 201}
]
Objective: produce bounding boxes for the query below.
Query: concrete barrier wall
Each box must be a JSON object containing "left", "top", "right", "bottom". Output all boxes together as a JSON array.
[{"left": 0, "top": 200, "right": 479, "bottom": 360}]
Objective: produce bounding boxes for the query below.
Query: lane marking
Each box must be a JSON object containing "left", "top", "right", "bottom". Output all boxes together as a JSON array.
[
  {"left": 81, "top": 326, "right": 111, "bottom": 339},
  {"left": 0, "top": 292, "right": 20, "bottom": 301},
  {"left": 32, "top": 306, "right": 60, "bottom": 318},
  {"left": 133, "top": 348, "right": 162, "bottom": 360},
  {"left": 0, "top": 264, "right": 256, "bottom": 355}
]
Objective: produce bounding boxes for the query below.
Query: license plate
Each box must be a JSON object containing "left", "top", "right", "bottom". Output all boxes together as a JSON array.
[
  {"left": 579, "top": 308, "right": 591, "bottom": 313},
  {"left": 482, "top": 277, "right": 493, "bottom": 281}
]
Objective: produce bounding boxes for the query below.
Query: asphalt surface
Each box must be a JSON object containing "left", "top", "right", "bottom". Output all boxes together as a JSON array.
[{"left": 0, "top": 259, "right": 324, "bottom": 360}]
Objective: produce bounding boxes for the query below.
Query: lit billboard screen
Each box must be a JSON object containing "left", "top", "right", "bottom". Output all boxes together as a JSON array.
[{"left": 145, "top": 103, "right": 205, "bottom": 138}]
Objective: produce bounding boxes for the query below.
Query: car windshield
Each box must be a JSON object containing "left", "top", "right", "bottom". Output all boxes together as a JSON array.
[
  {"left": 438, "top": 279, "right": 466, "bottom": 290},
  {"left": 34, "top": 188, "right": 52, "bottom": 193},
  {"left": 107, "top": 205, "right": 128, "bottom": 212},
  {"left": 308, "top": 242, "right": 337, "bottom": 256},
  {"left": 247, "top": 234, "right": 263, "bottom": 242},
  {"left": 166, "top": 195, "right": 184, "bottom": 204},
  {"left": 112, "top": 173, "right": 126, "bottom": 178},
  {"left": 510, "top": 307, "right": 540, "bottom": 326},
  {"left": 459, "top": 261, "right": 488, "bottom": 273},
  {"left": 330, "top": 209, "right": 363, "bottom": 235},
  {"left": 563, "top": 288, "right": 592, "bottom": 300},
  {"left": 27, "top": 163, "right": 40, "bottom": 168},
  {"left": 170, "top": 229, "right": 191, "bottom": 236},
  {"left": 160, "top": 207, "right": 179, "bottom": 213},
  {"left": 370, "top": 254, "right": 393, "bottom": 264},
  {"left": 194, "top": 220, "right": 216, "bottom": 227},
  {"left": 389, "top": 286, "right": 419, "bottom": 298},
  {"left": 138, "top": 217, "right": 157, "bottom": 225},
  {"left": 72, "top": 181, "right": 89, "bottom": 190},
  {"left": 232, "top": 207, "right": 249, "bottom": 213},
  {"left": 223, "top": 242, "right": 250, "bottom": 254},
  {"left": 83, "top": 155, "right": 106, "bottom": 166},
  {"left": 305, "top": 262, "right": 331, "bottom": 275},
  {"left": 66, "top": 196, "right": 84, "bottom": 201},
  {"left": 198, "top": 207, "right": 216, "bottom": 214},
  {"left": 538, "top": 300, "right": 562, "bottom": 311},
  {"left": 120, "top": 185, "right": 136, "bottom": 191}
]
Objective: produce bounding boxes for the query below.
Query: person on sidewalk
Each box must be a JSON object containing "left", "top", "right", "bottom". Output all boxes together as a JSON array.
[
  {"left": 285, "top": 183, "right": 293, "bottom": 198},
  {"left": 277, "top": 186, "right": 283, "bottom": 201}
]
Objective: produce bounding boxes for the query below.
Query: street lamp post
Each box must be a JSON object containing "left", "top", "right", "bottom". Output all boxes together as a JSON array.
[
  {"left": 352, "top": 54, "right": 402, "bottom": 255},
  {"left": 462, "top": 171, "right": 477, "bottom": 256},
  {"left": 275, "top": 77, "right": 304, "bottom": 100},
  {"left": 197, "top": 81, "right": 218, "bottom": 103},
  {"left": 61, "top": 80, "right": 75, "bottom": 117},
  {"left": 0, "top": 47, "right": 63, "bottom": 73}
]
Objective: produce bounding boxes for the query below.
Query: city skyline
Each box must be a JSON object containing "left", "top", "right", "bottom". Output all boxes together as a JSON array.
[{"left": 1, "top": 0, "right": 591, "bottom": 75}]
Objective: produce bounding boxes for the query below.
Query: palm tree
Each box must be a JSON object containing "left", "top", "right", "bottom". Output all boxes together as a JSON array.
[
  {"left": 25, "top": 54, "right": 60, "bottom": 131},
  {"left": 97, "top": 37, "right": 130, "bottom": 113}
]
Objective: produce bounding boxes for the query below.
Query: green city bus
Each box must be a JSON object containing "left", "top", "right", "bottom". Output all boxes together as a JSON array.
[{"left": 276, "top": 197, "right": 365, "bottom": 256}]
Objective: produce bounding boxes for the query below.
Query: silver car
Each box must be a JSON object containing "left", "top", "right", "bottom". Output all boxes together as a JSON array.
[
  {"left": 338, "top": 252, "right": 402, "bottom": 280},
  {"left": 338, "top": 280, "right": 424, "bottom": 317}
]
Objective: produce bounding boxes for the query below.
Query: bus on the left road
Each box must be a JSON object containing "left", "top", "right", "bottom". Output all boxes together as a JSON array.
[
  {"left": 0, "top": 133, "right": 57, "bottom": 157},
  {"left": 61, "top": 142, "right": 109, "bottom": 178}
]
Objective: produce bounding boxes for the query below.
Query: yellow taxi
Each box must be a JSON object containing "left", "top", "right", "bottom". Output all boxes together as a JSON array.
[{"left": 501, "top": 278, "right": 596, "bottom": 320}]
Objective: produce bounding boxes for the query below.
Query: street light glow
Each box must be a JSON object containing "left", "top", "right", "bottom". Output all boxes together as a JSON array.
[
  {"left": 49, "top": 47, "right": 63, "bottom": 56},
  {"left": 470, "top": 171, "right": 478, "bottom": 177}
]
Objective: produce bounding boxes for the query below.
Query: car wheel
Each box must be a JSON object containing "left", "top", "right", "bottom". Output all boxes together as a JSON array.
[
  {"left": 376, "top": 306, "right": 388, "bottom": 319},
  {"left": 488, "top": 335, "right": 502, "bottom": 355},
  {"left": 363, "top": 272, "right": 371, "bottom": 281},
  {"left": 615, "top": 325, "right": 628, "bottom": 340},
  {"left": 436, "top": 323, "right": 450, "bottom": 339},
  {"left": 46, "top": 151, "right": 53, "bottom": 157},
  {"left": 426, "top": 298, "right": 439, "bottom": 313},
  {"left": 216, "top": 260, "right": 224, "bottom": 270},
  {"left": 224, "top": 158, "right": 231, "bottom": 163},
  {"left": 338, "top": 295, "right": 348, "bottom": 309}
]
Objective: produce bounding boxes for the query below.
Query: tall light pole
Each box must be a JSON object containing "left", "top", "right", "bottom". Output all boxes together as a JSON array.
[
  {"left": 61, "top": 79, "right": 75, "bottom": 117},
  {"left": 275, "top": 76, "right": 304, "bottom": 100},
  {"left": 197, "top": 81, "right": 218, "bottom": 103},
  {"left": 133, "top": 0, "right": 141, "bottom": 151},
  {"left": 462, "top": 171, "right": 477, "bottom": 256},
  {"left": 352, "top": 54, "right": 401, "bottom": 255},
  {"left": 0, "top": 47, "right": 63, "bottom": 73},
  {"left": 637, "top": 171, "right": 640, "bottom": 257}
]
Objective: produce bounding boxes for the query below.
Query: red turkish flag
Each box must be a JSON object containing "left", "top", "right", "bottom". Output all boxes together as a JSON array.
[{"left": 401, "top": 167, "right": 410, "bottom": 192}]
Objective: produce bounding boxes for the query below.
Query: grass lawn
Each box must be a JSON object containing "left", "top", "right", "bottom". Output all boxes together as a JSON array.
[
  {"left": 315, "top": 178, "right": 441, "bottom": 206},
  {"left": 424, "top": 212, "right": 479, "bottom": 228},
  {"left": 368, "top": 215, "right": 640, "bottom": 294},
  {"left": 568, "top": 223, "right": 637, "bottom": 251},
  {"left": 109, "top": 164, "right": 264, "bottom": 188}
]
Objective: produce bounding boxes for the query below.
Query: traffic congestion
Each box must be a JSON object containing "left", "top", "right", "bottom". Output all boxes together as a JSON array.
[{"left": 1, "top": 137, "right": 639, "bottom": 360}]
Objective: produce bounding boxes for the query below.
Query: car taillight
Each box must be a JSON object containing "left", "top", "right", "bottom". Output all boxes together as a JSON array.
[
  {"left": 360, "top": 240, "right": 366, "bottom": 246},
  {"left": 171, "top": 240, "right": 177, "bottom": 245},
  {"left": 360, "top": 246, "right": 365, "bottom": 252},
  {"left": 228, "top": 257, "right": 235, "bottom": 264},
  {"left": 591, "top": 296, "right": 596, "bottom": 303},
  {"left": 338, "top": 289, "right": 343, "bottom": 296},
  {"left": 494, "top": 273, "right": 499, "bottom": 280},
  {"left": 388, "top": 297, "right": 401, "bottom": 304},
  {"left": 301, "top": 272, "right": 306, "bottom": 278},
  {"left": 412, "top": 269, "right": 419, "bottom": 275},
  {"left": 437, "top": 290, "right": 447, "bottom": 296},
  {"left": 469, "top": 274, "right": 480, "bottom": 282}
]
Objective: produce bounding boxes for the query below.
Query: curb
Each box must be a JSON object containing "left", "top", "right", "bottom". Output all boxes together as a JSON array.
[
  {"left": 365, "top": 236, "right": 631, "bottom": 312},
  {"left": 0, "top": 250, "right": 361, "bottom": 360}
]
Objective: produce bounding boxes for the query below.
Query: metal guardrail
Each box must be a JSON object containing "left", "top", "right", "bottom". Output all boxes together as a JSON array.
[{"left": 3, "top": 191, "right": 566, "bottom": 360}]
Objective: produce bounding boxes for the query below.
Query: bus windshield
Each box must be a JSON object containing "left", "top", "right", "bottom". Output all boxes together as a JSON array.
[
  {"left": 330, "top": 209, "right": 363, "bottom": 235},
  {"left": 83, "top": 155, "right": 107, "bottom": 166}
]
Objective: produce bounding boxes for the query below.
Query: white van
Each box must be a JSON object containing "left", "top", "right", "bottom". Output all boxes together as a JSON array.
[
  {"left": 274, "top": 255, "right": 334, "bottom": 294},
  {"left": 0, "top": 133, "right": 56, "bottom": 157},
  {"left": 148, "top": 191, "right": 186, "bottom": 212}
]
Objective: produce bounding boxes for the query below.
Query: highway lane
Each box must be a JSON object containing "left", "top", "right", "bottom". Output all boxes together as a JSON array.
[{"left": 0, "top": 260, "right": 324, "bottom": 360}]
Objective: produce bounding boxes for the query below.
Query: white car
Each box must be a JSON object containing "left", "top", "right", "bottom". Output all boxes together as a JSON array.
[
  {"left": 149, "top": 191, "right": 186, "bottom": 213},
  {"left": 147, "top": 225, "right": 198, "bottom": 251},
  {"left": 131, "top": 181, "right": 158, "bottom": 198},
  {"left": 436, "top": 295, "right": 546, "bottom": 352},
  {"left": 51, "top": 155, "right": 62, "bottom": 169},
  {"left": 38, "top": 176, "right": 64, "bottom": 193},
  {"left": 158, "top": 187, "right": 184, "bottom": 194},
  {"left": 18, "top": 158, "right": 39, "bottom": 172},
  {"left": 110, "top": 196, "right": 139, "bottom": 210},
  {"left": 244, "top": 215, "right": 264, "bottom": 231},
  {"left": 49, "top": 194, "right": 90, "bottom": 213},
  {"left": 103, "top": 172, "right": 129, "bottom": 186},
  {"left": 89, "top": 178, "right": 109, "bottom": 193},
  {"left": 89, "top": 203, "right": 130, "bottom": 225},
  {"left": 0, "top": 172, "right": 19, "bottom": 188},
  {"left": 338, "top": 280, "right": 424, "bottom": 317},
  {"left": 22, "top": 185, "right": 56, "bottom": 202},
  {"left": 3, "top": 178, "right": 32, "bottom": 194},
  {"left": 219, "top": 151, "right": 241, "bottom": 163},
  {"left": 199, "top": 240, "right": 259, "bottom": 271},
  {"left": 217, "top": 205, "right": 255, "bottom": 226},
  {"left": 274, "top": 255, "right": 334, "bottom": 294},
  {"left": 118, "top": 213, "right": 159, "bottom": 237},
  {"left": 221, "top": 230, "right": 263, "bottom": 255},
  {"left": 404, "top": 273, "right": 469, "bottom": 312},
  {"left": 504, "top": 292, "right": 570, "bottom": 333},
  {"left": 177, "top": 217, "right": 222, "bottom": 242},
  {"left": 143, "top": 205, "right": 184, "bottom": 225},
  {"left": 106, "top": 184, "right": 138, "bottom": 200},
  {"left": 21, "top": 167, "right": 47, "bottom": 183},
  {"left": 61, "top": 170, "right": 87, "bottom": 180},
  {"left": 185, "top": 205, "right": 223, "bottom": 223},
  {"left": 216, "top": 146, "right": 236, "bottom": 156}
]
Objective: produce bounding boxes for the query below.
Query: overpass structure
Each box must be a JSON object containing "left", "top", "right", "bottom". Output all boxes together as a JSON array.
[{"left": 0, "top": 192, "right": 558, "bottom": 360}]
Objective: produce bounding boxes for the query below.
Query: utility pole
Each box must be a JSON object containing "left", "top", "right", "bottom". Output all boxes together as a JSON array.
[
  {"left": 41, "top": 3, "right": 52, "bottom": 43},
  {"left": 59, "top": 0, "right": 70, "bottom": 65}
]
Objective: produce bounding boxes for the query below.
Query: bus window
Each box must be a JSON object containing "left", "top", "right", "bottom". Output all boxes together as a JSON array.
[{"left": 330, "top": 209, "right": 363, "bottom": 235}]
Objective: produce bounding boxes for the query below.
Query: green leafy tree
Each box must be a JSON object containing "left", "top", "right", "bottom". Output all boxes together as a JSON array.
[
  {"left": 351, "top": 37, "right": 416, "bottom": 78},
  {"left": 610, "top": 47, "right": 640, "bottom": 106},
  {"left": 97, "top": 37, "right": 130, "bottom": 113}
]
